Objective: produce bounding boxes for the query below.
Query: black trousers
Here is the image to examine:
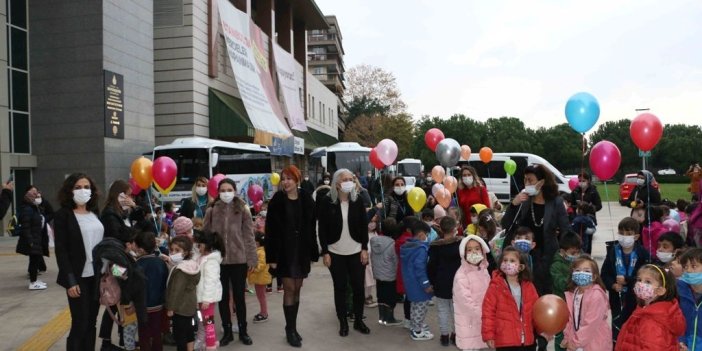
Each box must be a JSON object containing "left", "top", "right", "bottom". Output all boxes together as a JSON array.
[
  {"left": 66, "top": 277, "right": 99, "bottom": 351},
  {"left": 98, "top": 305, "right": 123, "bottom": 341},
  {"left": 376, "top": 280, "right": 397, "bottom": 308},
  {"left": 28, "top": 254, "right": 42, "bottom": 282},
  {"left": 328, "top": 252, "right": 365, "bottom": 319},
  {"left": 219, "top": 263, "right": 248, "bottom": 327}
]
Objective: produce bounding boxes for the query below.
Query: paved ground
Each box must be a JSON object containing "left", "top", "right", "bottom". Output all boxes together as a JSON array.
[{"left": 0, "top": 202, "right": 630, "bottom": 351}]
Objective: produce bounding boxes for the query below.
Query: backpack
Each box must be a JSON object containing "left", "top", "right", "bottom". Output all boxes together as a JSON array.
[{"left": 99, "top": 265, "right": 122, "bottom": 323}]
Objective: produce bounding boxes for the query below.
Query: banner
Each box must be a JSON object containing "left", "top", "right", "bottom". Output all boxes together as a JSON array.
[
  {"left": 217, "top": 0, "right": 291, "bottom": 137},
  {"left": 273, "top": 43, "right": 307, "bottom": 132},
  {"left": 270, "top": 136, "right": 294, "bottom": 157}
]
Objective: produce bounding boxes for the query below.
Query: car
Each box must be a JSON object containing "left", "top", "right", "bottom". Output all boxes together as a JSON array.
[
  {"left": 657, "top": 168, "right": 676, "bottom": 175},
  {"left": 619, "top": 173, "right": 660, "bottom": 205}
]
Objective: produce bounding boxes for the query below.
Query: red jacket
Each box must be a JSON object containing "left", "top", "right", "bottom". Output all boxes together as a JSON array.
[
  {"left": 457, "top": 186, "right": 490, "bottom": 226},
  {"left": 395, "top": 231, "right": 412, "bottom": 294},
  {"left": 615, "top": 299, "right": 686, "bottom": 351},
  {"left": 482, "top": 270, "right": 538, "bottom": 348}
]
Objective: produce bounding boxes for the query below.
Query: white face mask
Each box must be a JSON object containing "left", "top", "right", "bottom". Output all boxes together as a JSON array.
[
  {"left": 340, "top": 181, "right": 355, "bottom": 193},
  {"left": 34, "top": 197, "right": 43, "bottom": 205},
  {"left": 323, "top": 180, "right": 330, "bottom": 185},
  {"left": 462, "top": 176, "right": 474, "bottom": 186},
  {"left": 394, "top": 186, "right": 405, "bottom": 196},
  {"left": 579, "top": 182, "right": 588, "bottom": 189},
  {"left": 617, "top": 234, "right": 636, "bottom": 249},
  {"left": 195, "top": 186, "right": 208, "bottom": 196},
  {"left": 656, "top": 250, "right": 674, "bottom": 263},
  {"left": 220, "top": 191, "right": 235, "bottom": 203},
  {"left": 471, "top": 216, "right": 478, "bottom": 224},
  {"left": 524, "top": 185, "right": 539, "bottom": 196},
  {"left": 170, "top": 252, "right": 184, "bottom": 265},
  {"left": 73, "top": 189, "right": 92, "bottom": 205},
  {"left": 636, "top": 178, "right": 645, "bottom": 186},
  {"left": 259, "top": 210, "right": 267, "bottom": 217},
  {"left": 426, "top": 176, "right": 433, "bottom": 182},
  {"left": 466, "top": 252, "right": 484, "bottom": 265},
  {"left": 304, "top": 176, "right": 309, "bottom": 181}
]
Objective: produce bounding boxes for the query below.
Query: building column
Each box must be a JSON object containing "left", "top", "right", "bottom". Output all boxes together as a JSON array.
[
  {"left": 254, "top": 0, "right": 274, "bottom": 37},
  {"left": 274, "top": 0, "right": 292, "bottom": 52}
]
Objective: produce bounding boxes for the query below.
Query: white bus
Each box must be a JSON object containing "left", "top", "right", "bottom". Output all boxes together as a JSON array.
[
  {"left": 152, "top": 137, "right": 272, "bottom": 204},
  {"left": 310, "top": 142, "right": 372, "bottom": 178},
  {"left": 397, "top": 158, "right": 423, "bottom": 189}
]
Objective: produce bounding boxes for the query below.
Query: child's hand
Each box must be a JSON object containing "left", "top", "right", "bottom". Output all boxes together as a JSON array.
[
  {"left": 167, "top": 310, "right": 174, "bottom": 317},
  {"left": 424, "top": 286, "right": 433, "bottom": 294},
  {"left": 560, "top": 339, "right": 568, "bottom": 348},
  {"left": 680, "top": 342, "right": 689, "bottom": 351},
  {"left": 616, "top": 275, "right": 626, "bottom": 285},
  {"left": 612, "top": 283, "right": 623, "bottom": 292},
  {"left": 486, "top": 340, "right": 495, "bottom": 349}
]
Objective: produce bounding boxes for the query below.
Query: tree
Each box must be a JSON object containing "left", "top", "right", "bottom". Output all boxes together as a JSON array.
[
  {"left": 343, "top": 113, "right": 414, "bottom": 161},
  {"left": 651, "top": 124, "right": 702, "bottom": 173},
  {"left": 344, "top": 64, "right": 406, "bottom": 118},
  {"left": 589, "top": 120, "right": 640, "bottom": 176},
  {"left": 533, "top": 123, "right": 584, "bottom": 172},
  {"left": 346, "top": 96, "right": 389, "bottom": 123},
  {"left": 343, "top": 114, "right": 382, "bottom": 147}
]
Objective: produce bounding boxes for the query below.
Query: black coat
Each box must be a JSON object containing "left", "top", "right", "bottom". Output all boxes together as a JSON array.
[
  {"left": 100, "top": 207, "right": 134, "bottom": 244},
  {"left": 16, "top": 202, "right": 51, "bottom": 257},
  {"left": 569, "top": 184, "right": 603, "bottom": 223},
  {"left": 626, "top": 170, "right": 661, "bottom": 207},
  {"left": 427, "top": 236, "right": 462, "bottom": 299},
  {"left": 54, "top": 207, "right": 100, "bottom": 289},
  {"left": 317, "top": 194, "right": 369, "bottom": 255},
  {"left": 0, "top": 188, "right": 11, "bottom": 219}
]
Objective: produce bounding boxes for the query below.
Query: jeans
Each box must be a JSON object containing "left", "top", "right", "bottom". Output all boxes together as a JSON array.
[
  {"left": 328, "top": 252, "right": 365, "bottom": 319},
  {"left": 219, "top": 263, "right": 248, "bottom": 327},
  {"left": 66, "top": 277, "right": 99, "bottom": 351},
  {"left": 436, "top": 297, "right": 454, "bottom": 335},
  {"left": 410, "top": 301, "right": 429, "bottom": 332},
  {"left": 138, "top": 309, "right": 164, "bottom": 351}
]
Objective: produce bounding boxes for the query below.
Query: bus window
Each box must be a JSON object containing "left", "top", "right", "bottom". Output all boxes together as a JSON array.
[
  {"left": 328, "top": 152, "right": 372, "bottom": 175},
  {"left": 214, "top": 153, "right": 271, "bottom": 175},
  {"left": 154, "top": 148, "right": 209, "bottom": 191},
  {"left": 397, "top": 163, "right": 421, "bottom": 177}
]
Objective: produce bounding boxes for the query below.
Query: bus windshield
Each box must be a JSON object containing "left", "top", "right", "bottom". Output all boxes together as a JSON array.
[
  {"left": 328, "top": 151, "right": 372, "bottom": 175},
  {"left": 154, "top": 148, "right": 209, "bottom": 191},
  {"left": 398, "top": 163, "right": 421, "bottom": 177},
  {"left": 212, "top": 147, "right": 271, "bottom": 175}
]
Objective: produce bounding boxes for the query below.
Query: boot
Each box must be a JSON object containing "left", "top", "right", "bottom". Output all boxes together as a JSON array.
[
  {"left": 219, "top": 325, "right": 234, "bottom": 346},
  {"left": 283, "top": 305, "right": 301, "bottom": 347},
  {"left": 338, "top": 317, "right": 349, "bottom": 337},
  {"left": 377, "top": 305, "right": 386, "bottom": 325},
  {"left": 285, "top": 327, "right": 301, "bottom": 348},
  {"left": 440, "top": 334, "right": 450, "bottom": 346},
  {"left": 292, "top": 302, "right": 302, "bottom": 341},
  {"left": 238, "top": 322, "right": 253, "bottom": 345},
  {"left": 384, "top": 306, "right": 402, "bottom": 326},
  {"left": 353, "top": 316, "right": 371, "bottom": 334}
]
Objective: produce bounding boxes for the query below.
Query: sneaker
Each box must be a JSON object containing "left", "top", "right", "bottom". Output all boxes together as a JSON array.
[
  {"left": 266, "top": 286, "right": 272, "bottom": 293},
  {"left": 231, "top": 324, "right": 239, "bottom": 333},
  {"left": 246, "top": 288, "right": 255, "bottom": 295},
  {"left": 410, "top": 330, "right": 434, "bottom": 341},
  {"left": 29, "top": 281, "right": 47, "bottom": 290},
  {"left": 428, "top": 298, "right": 435, "bottom": 306},
  {"left": 365, "top": 296, "right": 378, "bottom": 308},
  {"left": 403, "top": 319, "right": 412, "bottom": 330},
  {"left": 277, "top": 286, "right": 283, "bottom": 293},
  {"left": 35, "top": 280, "right": 47, "bottom": 286},
  {"left": 253, "top": 313, "right": 268, "bottom": 323}
]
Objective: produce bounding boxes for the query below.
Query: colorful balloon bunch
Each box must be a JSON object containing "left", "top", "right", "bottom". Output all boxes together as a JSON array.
[
  {"left": 369, "top": 139, "right": 399, "bottom": 170},
  {"left": 130, "top": 156, "right": 178, "bottom": 195}
]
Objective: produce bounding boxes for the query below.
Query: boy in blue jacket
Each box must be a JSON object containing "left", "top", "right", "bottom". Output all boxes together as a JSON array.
[
  {"left": 400, "top": 221, "right": 434, "bottom": 341},
  {"left": 678, "top": 248, "right": 702, "bottom": 351}
]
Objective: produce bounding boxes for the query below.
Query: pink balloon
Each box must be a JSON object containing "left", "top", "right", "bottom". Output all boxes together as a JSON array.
[
  {"left": 376, "top": 139, "right": 398, "bottom": 166},
  {"left": 152, "top": 156, "right": 178, "bottom": 190},
  {"left": 128, "top": 178, "right": 141, "bottom": 196},
  {"left": 247, "top": 184, "right": 264, "bottom": 204},
  {"left": 662, "top": 218, "right": 680, "bottom": 233},
  {"left": 208, "top": 174, "right": 225, "bottom": 198},
  {"left": 254, "top": 200, "right": 263, "bottom": 213},
  {"left": 568, "top": 177, "right": 579, "bottom": 191},
  {"left": 424, "top": 128, "right": 445, "bottom": 152},
  {"left": 589, "top": 140, "right": 621, "bottom": 181},
  {"left": 432, "top": 183, "right": 445, "bottom": 197}
]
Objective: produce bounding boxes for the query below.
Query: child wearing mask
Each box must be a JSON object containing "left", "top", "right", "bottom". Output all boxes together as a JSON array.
[
  {"left": 571, "top": 202, "right": 597, "bottom": 255},
  {"left": 447, "top": 207, "right": 465, "bottom": 235},
  {"left": 678, "top": 248, "right": 702, "bottom": 351},
  {"left": 465, "top": 204, "right": 488, "bottom": 236},
  {"left": 421, "top": 208, "right": 439, "bottom": 242},
  {"left": 247, "top": 232, "right": 270, "bottom": 324},
  {"left": 371, "top": 218, "right": 402, "bottom": 326},
  {"left": 452, "top": 235, "right": 491, "bottom": 351},
  {"left": 641, "top": 206, "right": 667, "bottom": 257},
  {"left": 550, "top": 232, "right": 582, "bottom": 351},
  {"left": 134, "top": 231, "right": 169, "bottom": 351},
  {"left": 194, "top": 230, "right": 225, "bottom": 350},
  {"left": 396, "top": 216, "right": 419, "bottom": 328},
  {"left": 512, "top": 227, "right": 536, "bottom": 271},
  {"left": 601, "top": 217, "right": 650, "bottom": 346},
  {"left": 400, "top": 221, "right": 434, "bottom": 341},
  {"left": 165, "top": 236, "right": 201, "bottom": 351},
  {"left": 653, "top": 232, "right": 684, "bottom": 268},
  {"left": 615, "top": 264, "right": 685, "bottom": 350}
]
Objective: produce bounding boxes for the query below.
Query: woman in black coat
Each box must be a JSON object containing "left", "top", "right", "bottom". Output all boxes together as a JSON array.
[
  {"left": 265, "top": 165, "right": 318, "bottom": 347},
  {"left": 318, "top": 168, "right": 371, "bottom": 338},
  {"left": 16, "top": 185, "right": 53, "bottom": 289}
]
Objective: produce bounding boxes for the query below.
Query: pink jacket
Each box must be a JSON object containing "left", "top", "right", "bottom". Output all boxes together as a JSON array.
[
  {"left": 563, "top": 284, "right": 612, "bottom": 351},
  {"left": 452, "top": 235, "right": 491, "bottom": 350},
  {"left": 642, "top": 221, "right": 666, "bottom": 257}
]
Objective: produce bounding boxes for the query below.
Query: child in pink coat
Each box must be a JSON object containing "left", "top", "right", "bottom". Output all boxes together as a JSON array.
[
  {"left": 452, "top": 235, "right": 491, "bottom": 351},
  {"left": 642, "top": 206, "right": 667, "bottom": 257}
]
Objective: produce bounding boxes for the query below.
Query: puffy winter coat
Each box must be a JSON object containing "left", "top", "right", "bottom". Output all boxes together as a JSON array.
[
  {"left": 615, "top": 299, "right": 686, "bottom": 351},
  {"left": 203, "top": 198, "right": 257, "bottom": 267},
  {"left": 550, "top": 252, "right": 571, "bottom": 299},
  {"left": 248, "top": 247, "right": 271, "bottom": 285},
  {"left": 563, "top": 285, "right": 613, "bottom": 351},
  {"left": 166, "top": 259, "right": 201, "bottom": 316},
  {"left": 370, "top": 234, "right": 396, "bottom": 281},
  {"left": 395, "top": 231, "right": 412, "bottom": 294},
  {"left": 16, "top": 202, "right": 48, "bottom": 257},
  {"left": 481, "top": 270, "right": 539, "bottom": 348},
  {"left": 400, "top": 238, "right": 432, "bottom": 302},
  {"left": 427, "top": 236, "right": 462, "bottom": 299},
  {"left": 642, "top": 221, "right": 666, "bottom": 257},
  {"left": 453, "top": 235, "right": 490, "bottom": 350},
  {"left": 677, "top": 279, "right": 702, "bottom": 351},
  {"left": 196, "top": 250, "right": 223, "bottom": 303}
]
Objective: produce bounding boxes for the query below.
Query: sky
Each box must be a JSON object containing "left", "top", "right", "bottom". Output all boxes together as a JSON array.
[{"left": 314, "top": 0, "right": 702, "bottom": 129}]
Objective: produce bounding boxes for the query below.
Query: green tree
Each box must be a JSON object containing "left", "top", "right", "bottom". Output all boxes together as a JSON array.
[
  {"left": 533, "top": 123, "right": 585, "bottom": 172},
  {"left": 343, "top": 113, "right": 415, "bottom": 161},
  {"left": 589, "top": 119, "right": 641, "bottom": 176},
  {"left": 483, "top": 117, "right": 537, "bottom": 153},
  {"left": 651, "top": 124, "right": 702, "bottom": 173}
]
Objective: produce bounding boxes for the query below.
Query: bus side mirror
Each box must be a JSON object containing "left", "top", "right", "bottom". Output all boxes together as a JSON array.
[{"left": 210, "top": 153, "right": 219, "bottom": 168}]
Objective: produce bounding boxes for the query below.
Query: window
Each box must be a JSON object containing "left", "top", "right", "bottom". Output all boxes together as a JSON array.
[{"left": 7, "top": 0, "right": 30, "bottom": 154}]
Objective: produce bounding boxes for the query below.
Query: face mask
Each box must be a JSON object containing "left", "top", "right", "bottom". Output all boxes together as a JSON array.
[
  {"left": 34, "top": 197, "right": 43, "bottom": 205},
  {"left": 195, "top": 186, "right": 208, "bottom": 196},
  {"left": 565, "top": 253, "right": 579, "bottom": 262},
  {"left": 681, "top": 272, "right": 702, "bottom": 285},
  {"left": 656, "top": 251, "right": 674, "bottom": 263},
  {"left": 633, "top": 281, "right": 656, "bottom": 302},
  {"left": 514, "top": 239, "right": 532, "bottom": 253},
  {"left": 524, "top": 185, "right": 539, "bottom": 196},
  {"left": 636, "top": 178, "right": 645, "bottom": 186},
  {"left": 128, "top": 250, "right": 137, "bottom": 258},
  {"left": 340, "top": 181, "right": 355, "bottom": 193},
  {"left": 426, "top": 177, "right": 432, "bottom": 182},
  {"left": 259, "top": 210, "right": 267, "bottom": 217},
  {"left": 323, "top": 180, "right": 330, "bottom": 185},
  {"left": 394, "top": 186, "right": 405, "bottom": 196},
  {"left": 466, "top": 252, "right": 484, "bottom": 265},
  {"left": 220, "top": 192, "right": 235, "bottom": 203},
  {"left": 462, "top": 176, "right": 474, "bottom": 186},
  {"left": 304, "top": 177, "right": 309, "bottom": 181},
  {"left": 368, "top": 222, "right": 377, "bottom": 232},
  {"left": 500, "top": 262, "right": 520, "bottom": 276},
  {"left": 572, "top": 271, "right": 593, "bottom": 287},
  {"left": 617, "top": 234, "right": 636, "bottom": 249},
  {"left": 73, "top": 189, "right": 92, "bottom": 205},
  {"left": 579, "top": 182, "right": 588, "bottom": 189},
  {"left": 471, "top": 216, "right": 478, "bottom": 225},
  {"left": 170, "top": 252, "right": 184, "bottom": 265}
]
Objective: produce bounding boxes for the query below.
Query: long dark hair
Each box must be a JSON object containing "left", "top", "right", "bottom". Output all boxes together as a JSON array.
[
  {"left": 58, "top": 173, "right": 100, "bottom": 213},
  {"left": 497, "top": 246, "right": 532, "bottom": 282},
  {"left": 194, "top": 229, "right": 226, "bottom": 258},
  {"left": 524, "top": 164, "right": 558, "bottom": 201},
  {"left": 103, "top": 179, "right": 130, "bottom": 216},
  {"left": 387, "top": 176, "right": 406, "bottom": 196}
]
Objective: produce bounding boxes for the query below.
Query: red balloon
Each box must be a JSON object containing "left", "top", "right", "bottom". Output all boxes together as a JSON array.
[
  {"left": 533, "top": 294, "right": 569, "bottom": 335},
  {"left": 424, "top": 128, "right": 445, "bottom": 152},
  {"left": 589, "top": 140, "right": 621, "bottom": 181},
  {"left": 247, "top": 184, "right": 264, "bottom": 204},
  {"left": 369, "top": 148, "right": 384, "bottom": 170},
  {"left": 152, "top": 156, "right": 178, "bottom": 190},
  {"left": 208, "top": 174, "right": 225, "bottom": 198},
  {"left": 568, "top": 177, "right": 578, "bottom": 191},
  {"left": 630, "top": 113, "right": 663, "bottom": 151}
]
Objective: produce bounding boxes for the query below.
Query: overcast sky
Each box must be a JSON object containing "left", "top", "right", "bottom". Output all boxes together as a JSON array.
[{"left": 315, "top": 0, "right": 702, "bottom": 129}]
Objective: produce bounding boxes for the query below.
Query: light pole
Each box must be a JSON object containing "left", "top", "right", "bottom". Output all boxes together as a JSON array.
[{"left": 635, "top": 108, "right": 650, "bottom": 170}]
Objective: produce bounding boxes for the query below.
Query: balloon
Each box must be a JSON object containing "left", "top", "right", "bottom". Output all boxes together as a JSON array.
[
  {"left": 130, "top": 157, "right": 153, "bottom": 190},
  {"left": 589, "top": 140, "right": 622, "bottom": 181},
  {"left": 154, "top": 178, "right": 177, "bottom": 195},
  {"left": 369, "top": 148, "right": 385, "bottom": 170},
  {"left": 424, "top": 128, "right": 445, "bottom": 152},
  {"left": 376, "top": 139, "right": 399, "bottom": 166},
  {"left": 662, "top": 218, "right": 680, "bottom": 233},
  {"left": 479, "top": 147, "right": 493, "bottom": 164},
  {"left": 152, "top": 156, "right": 178, "bottom": 190},
  {"left": 431, "top": 165, "right": 446, "bottom": 183},
  {"left": 568, "top": 177, "right": 579, "bottom": 191},
  {"left": 435, "top": 188, "right": 452, "bottom": 209},
  {"left": 460, "top": 145, "right": 471, "bottom": 160},
  {"left": 435, "top": 138, "right": 461, "bottom": 167},
  {"left": 504, "top": 159, "right": 517, "bottom": 176},
  {"left": 247, "top": 184, "right": 264, "bottom": 204},
  {"left": 407, "top": 187, "right": 427, "bottom": 213},
  {"left": 630, "top": 113, "right": 663, "bottom": 151},
  {"left": 208, "top": 174, "right": 225, "bottom": 198},
  {"left": 533, "top": 294, "right": 569, "bottom": 335},
  {"left": 565, "top": 92, "right": 600, "bottom": 133},
  {"left": 432, "top": 183, "right": 445, "bottom": 197},
  {"left": 254, "top": 200, "right": 263, "bottom": 213},
  {"left": 270, "top": 172, "right": 281, "bottom": 186},
  {"left": 128, "top": 178, "right": 140, "bottom": 196},
  {"left": 443, "top": 176, "right": 458, "bottom": 194}
]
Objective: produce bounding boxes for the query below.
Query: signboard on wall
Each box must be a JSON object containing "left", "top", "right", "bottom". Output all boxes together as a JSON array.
[
  {"left": 294, "top": 137, "right": 305, "bottom": 155},
  {"left": 273, "top": 43, "right": 307, "bottom": 132},
  {"left": 104, "top": 70, "right": 124, "bottom": 139},
  {"left": 270, "top": 136, "right": 294, "bottom": 157}
]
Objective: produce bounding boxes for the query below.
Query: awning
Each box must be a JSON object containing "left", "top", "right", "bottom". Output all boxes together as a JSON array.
[
  {"left": 208, "top": 88, "right": 274, "bottom": 145},
  {"left": 292, "top": 127, "right": 338, "bottom": 152}
]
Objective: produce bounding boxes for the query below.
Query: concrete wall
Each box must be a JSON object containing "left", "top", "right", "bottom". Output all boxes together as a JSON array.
[{"left": 306, "top": 72, "right": 337, "bottom": 139}]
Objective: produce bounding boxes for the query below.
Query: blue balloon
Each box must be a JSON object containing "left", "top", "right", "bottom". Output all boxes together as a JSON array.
[{"left": 565, "top": 92, "right": 600, "bottom": 133}]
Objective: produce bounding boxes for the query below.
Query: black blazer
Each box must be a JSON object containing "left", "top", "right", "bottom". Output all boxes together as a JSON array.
[
  {"left": 0, "top": 188, "right": 11, "bottom": 218},
  {"left": 100, "top": 207, "right": 134, "bottom": 244},
  {"left": 317, "top": 194, "right": 369, "bottom": 255},
  {"left": 265, "top": 189, "right": 319, "bottom": 270},
  {"left": 54, "top": 207, "right": 99, "bottom": 289}
]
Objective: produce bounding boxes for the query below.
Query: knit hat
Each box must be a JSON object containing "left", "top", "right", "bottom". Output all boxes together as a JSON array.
[
  {"left": 172, "top": 216, "right": 193, "bottom": 236},
  {"left": 433, "top": 205, "right": 446, "bottom": 220}
]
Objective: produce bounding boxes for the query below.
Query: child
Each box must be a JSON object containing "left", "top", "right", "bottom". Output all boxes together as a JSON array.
[
  {"left": 371, "top": 218, "right": 401, "bottom": 326},
  {"left": 400, "top": 221, "right": 434, "bottom": 341},
  {"left": 601, "top": 217, "right": 650, "bottom": 346},
  {"left": 254, "top": 202, "right": 267, "bottom": 233},
  {"left": 134, "top": 231, "right": 169, "bottom": 351},
  {"left": 248, "top": 232, "right": 271, "bottom": 323},
  {"left": 396, "top": 216, "right": 419, "bottom": 328},
  {"left": 365, "top": 209, "right": 379, "bottom": 308},
  {"left": 561, "top": 255, "right": 612, "bottom": 351},
  {"left": 453, "top": 235, "right": 491, "bottom": 351},
  {"left": 654, "top": 232, "right": 684, "bottom": 267},
  {"left": 549, "top": 232, "right": 581, "bottom": 351},
  {"left": 678, "top": 248, "right": 702, "bottom": 350},
  {"left": 571, "top": 202, "right": 597, "bottom": 255},
  {"left": 165, "top": 236, "right": 201, "bottom": 351},
  {"left": 194, "top": 230, "right": 224, "bottom": 350},
  {"left": 421, "top": 208, "right": 439, "bottom": 242},
  {"left": 641, "top": 206, "right": 667, "bottom": 257},
  {"left": 482, "top": 246, "right": 539, "bottom": 350},
  {"left": 615, "top": 264, "right": 685, "bottom": 350},
  {"left": 447, "top": 206, "right": 465, "bottom": 235},
  {"left": 465, "top": 204, "right": 488, "bottom": 235},
  {"left": 427, "top": 216, "right": 463, "bottom": 346},
  {"left": 512, "top": 227, "right": 536, "bottom": 271},
  {"left": 669, "top": 249, "right": 687, "bottom": 279}
]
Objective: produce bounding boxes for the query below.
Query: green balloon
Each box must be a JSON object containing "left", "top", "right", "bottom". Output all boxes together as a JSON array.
[{"left": 504, "top": 159, "right": 517, "bottom": 176}]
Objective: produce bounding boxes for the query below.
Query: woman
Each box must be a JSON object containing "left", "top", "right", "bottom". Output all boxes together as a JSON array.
[
  {"left": 265, "top": 165, "right": 318, "bottom": 347},
  {"left": 16, "top": 186, "right": 53, "bottom": 290},
  {"left": 203, "top": 178, "right": 257, "bottom": 346},
  {"left": 54, "top": 173, "right": 104, "bottom": 351},
  {"left": 318, "top": 169, "right": 371, "bottom": 337},
  {"left": 456, "top": 166, "right": 491, "bottom": 227},
  {"left": 569, "top": 172, "right": 602, "bottom": 223},
  {"left": 178, "top": 177, "right": 209, "bottom": 219},
  {"left": 626, "top": 170, "right": 661, "bottom": 208},
  {"left": 383, "top": 177, "right": 411, "bottom": 221}
]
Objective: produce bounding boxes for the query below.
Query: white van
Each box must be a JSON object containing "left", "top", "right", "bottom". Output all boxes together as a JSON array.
[
  {"left": 456, "top": 153, "right": 571, "bottom": 203},
  {"left": 397, "top": 158, "right": 423, "bottom": 189}
]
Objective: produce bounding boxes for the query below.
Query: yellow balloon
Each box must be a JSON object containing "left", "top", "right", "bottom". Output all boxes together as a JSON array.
[
  {"left": 155, "top": 178, "right": 177, "bottom": 195},
  {"left": 271, "top": 172, "right": 281, "bottom": 186},
  {"left": 408, "top": 187, "right": 427, "bottom": 213}
]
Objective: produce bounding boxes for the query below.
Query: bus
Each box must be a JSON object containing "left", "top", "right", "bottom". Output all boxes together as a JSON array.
[
  {"left": 310, "top": 142, "right": 372, "bottom": 178},
  {"left": 396, "top": 158, "right": 423, "bottom": 189},
  {"left": 152, "top": 137, "right": 273, "bottom": 204}
]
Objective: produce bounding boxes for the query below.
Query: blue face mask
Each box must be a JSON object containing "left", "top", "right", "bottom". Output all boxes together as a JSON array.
[
  {"left": 514, "top": 239, "right": 531, "bottom": 253},
  {"left": 565, "top": 254, "right": 578, "bottom": 262},
  {"left": 572, "top": 271, "right": 593, "bottom": 287},
  {"left": 681, "top": 272, "right": 702, "bottom": 285}
]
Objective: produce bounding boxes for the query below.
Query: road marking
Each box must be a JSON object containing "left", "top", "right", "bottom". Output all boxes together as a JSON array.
[
  {"left": 0, "top": 252, "right": 20, "bottom": 256},
  {"left": 17, "top": 307, "right": 71, "bottom": 351}
]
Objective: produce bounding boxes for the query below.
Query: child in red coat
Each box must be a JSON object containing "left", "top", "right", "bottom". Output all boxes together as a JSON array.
[
  {"left": 615, "top": 264, "right": 686, "bottom": 351},
  {"left": 482, "top": 246, "right": 539, "bottom": 350}
]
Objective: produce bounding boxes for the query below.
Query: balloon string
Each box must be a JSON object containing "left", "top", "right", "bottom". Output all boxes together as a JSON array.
[
  {"left": 145, "top": 189, "right": 159, "bottom": 233},
  {"left": 645, "top": 155, "right": 652, "bottom": 263},
  {"left": 580, "top": 133, "right": 586, "bottom": 203},
  {"left": 604, "top": 181, "right": 615, "bottom": 241}
]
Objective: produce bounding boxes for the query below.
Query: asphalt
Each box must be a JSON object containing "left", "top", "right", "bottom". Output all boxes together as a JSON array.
[{"left": 0, "top": 202, "right": 631, "bottom": 351}]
